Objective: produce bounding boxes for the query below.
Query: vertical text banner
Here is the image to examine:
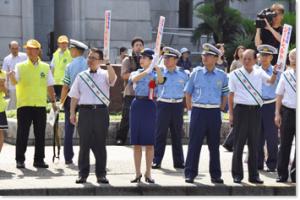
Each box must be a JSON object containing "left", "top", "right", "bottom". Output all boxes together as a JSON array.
[
  {"left": 149, "top": 16, "right": 165, "bottom": 71},
  {"left": 103, "top": 10, "right": 111, "bottom": 60},
  {"left": 276, "top": 24, "right": 292, "bottom": 72}
]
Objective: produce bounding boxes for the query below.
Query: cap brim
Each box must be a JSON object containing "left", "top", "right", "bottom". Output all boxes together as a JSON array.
[
  {"left": 164, "top": 53, "right": 178, "bottom": 58},
  {"left": 259, "top": 51, "right": 274, "bottom": 55},
  {"left": 201, "top": 51, "right": 218, "bottom": 56},
  {"left": 58, "top": 40, "right": 69, "bottom": 43}
]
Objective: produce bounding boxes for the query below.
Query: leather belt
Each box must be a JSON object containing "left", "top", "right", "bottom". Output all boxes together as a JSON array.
[{"left": 79, "top": 104, "right": 106, "bottom": 109}]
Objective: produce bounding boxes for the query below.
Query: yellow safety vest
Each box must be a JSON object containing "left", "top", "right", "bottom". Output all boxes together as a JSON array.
[
  {"left": 53, "top": 49, "right": 72, "bottom": 85},
  {"left": 16, "top": 59, "right": 50, "bottom": 108},
  {"left": 0, "top": 71, "right": 7, "bottom": 112}
]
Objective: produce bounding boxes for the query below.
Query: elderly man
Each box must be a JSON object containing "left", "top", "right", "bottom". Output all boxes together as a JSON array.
[
  {"left": 229, "top": 49, "right": 278, "bottom": 184},
  {"left": 2, "top": 41, "right": 27, "bottom": 110},
  {"left": 69, "top": 48, "right": 117, "bottom": 184},
  {"left": 8, "top": 39, "right": 57, "bottom": 169}
]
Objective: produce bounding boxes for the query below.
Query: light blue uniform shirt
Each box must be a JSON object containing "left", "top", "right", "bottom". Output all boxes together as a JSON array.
[
  {"left": 184, "top": 67, "right": 229, "bottom": 105},
  {"left": 259, "top": 65, "right": 280, "bottom": 100},
  {"left": 63, "top": 56, "right": 87, "bottom": 87},
  {"left": 129, "top": 69, "right": 157, "bottom": 96},
  {"left": 157, "top": 67, "right": 189, "bottom": 99}
]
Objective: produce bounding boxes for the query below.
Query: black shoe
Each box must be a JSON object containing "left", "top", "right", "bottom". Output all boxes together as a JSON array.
[
  {"left": 131, "top": 175, "right": 142, "bottom": 183},
  {"left": 211, "top": 177, "right": 224, "bottom": 184},
  {"left": 185, "top": 177, "right": 194, "bottom": 183},
  {"left": 145, "top": 176, "right": 155, "bottom": 184},
  {"left": 97, "top": 176, "right": 109, "bottom": 184},
  {"left": 152, "top": 163, "right": 161, "bottom": 169},
  {"left": 116, "top": 139, "right": 124, "bottom": 146},
  {"left": 233, "top": 177, "right": 242, "bottom": 183},
  {"left": 16, "top": 161, "right": 25, "bottom": 169},
  {"left": 174, "top": 164, "right": 185, "bottom": 169},
  {"left": 249, "top": 177, "right": 264, "bottom": 184},
  {"left": 65, "top": 160, "right": 73, "bottom": 165},
  {"left": 266, "top": 168, "right": 276, "bottom": 172},
  {"left": 223, "top": 144, "right": 233, "bottom": 152},
  {"left": 276, "top": 176, "right": 288, "bottom": 183},
  {"left": 33, "top": 162, "right": 49, "bottom": 168},
  {"left": 76, "top": 176, "right": 87, "bottom": 184}
]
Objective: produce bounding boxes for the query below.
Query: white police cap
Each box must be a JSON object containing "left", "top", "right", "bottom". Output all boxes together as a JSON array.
[
  {"left": 257, "top": 44, "right": 278, "bottom": 54},
  {"left": 69, "top": 39, "right": 88, "bottom": 51},
  {"left": 201, "top": 43, "right": 221, "bottom": 56},
  {"left": 163, "top": 47, "right": 181, "bottom": 58}
]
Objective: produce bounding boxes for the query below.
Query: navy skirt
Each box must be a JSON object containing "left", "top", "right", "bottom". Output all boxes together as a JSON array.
[{"left": 130, "top": 98, "right": 156, "bottom": 145}]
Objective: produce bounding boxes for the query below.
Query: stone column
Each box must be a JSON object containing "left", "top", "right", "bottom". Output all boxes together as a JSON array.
[{"left": 21, "top": 0, "right": 34, "bottom": 44}]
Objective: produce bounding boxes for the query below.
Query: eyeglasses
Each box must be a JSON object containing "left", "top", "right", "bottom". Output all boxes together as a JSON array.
[{"left": 87, "top": 56, "right": 100, "bottom": 61}]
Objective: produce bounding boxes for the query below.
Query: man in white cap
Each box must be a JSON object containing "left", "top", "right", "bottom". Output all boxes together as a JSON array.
[
  {"left": 60, "top": 39, "right": 88, "bottom": 165},
  {"left": 228, "top": 49, "right": 278, "bottom": 184},
  {"left": 2, "top": 41, "right": 27, "bottom": 110},
  {"left": 256, "top": 44, "right": 280, "bottom": 172},
  {"left": 184, "top": 43, "right": 228, "bottom": 184},
  {"left": 152, "top": 47, "right": 189, "bottom": 170},
  {"left": 177, "top": 47, "right": 192, "bottom": 71}
]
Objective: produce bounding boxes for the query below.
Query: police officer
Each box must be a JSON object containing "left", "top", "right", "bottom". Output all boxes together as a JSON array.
[
  {"left": 129, "top": 48, "right": 164, "bottom": 184},
  {"left": 69, "top": 48, "right": 117, "bottom": 184},
  {"left": 151, "top": 47, "right": 188, "bottom": 170},
  {"left": 116, "top": 37, "right": 144, "bottom": 145},
  {"left": 8, "top": 39, "right": 57, "bottom": 169},
  {"left": 184, "top": 43, "right": 228, "bottom": 184},
  {"left": 60, "top": 39, "right": 88, "bottom": 164},
  {"left": 50, "top": 35, "right": 72, "bottom": 100},
  {"left": 256, "top": 45, "right": 280, "bottom": 172},
  {"left": 275, "top": 48, "right": 296, "bottom": 183},
  {"left": 228, "top": 49, "right": 278, "bottom": 184}
]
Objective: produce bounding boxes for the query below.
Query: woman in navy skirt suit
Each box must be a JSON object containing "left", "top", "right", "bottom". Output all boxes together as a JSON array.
[{"left": 129, "top": 48, "right": 164, "bottom": 183}]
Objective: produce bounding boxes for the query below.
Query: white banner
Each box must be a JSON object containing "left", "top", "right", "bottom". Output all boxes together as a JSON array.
[
  {"left": 276, "top": 24, "right": 293, "bottom": 72},
  {"left": 103, "top": 10, "right": 111, "bottom": 60},
  {"left": 148, "top": 16, "right": 165, "bottom": 73}
]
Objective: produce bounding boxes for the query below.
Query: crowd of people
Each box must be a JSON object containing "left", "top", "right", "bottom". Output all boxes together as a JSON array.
[{"left": 0, "top": 2, "right": 296, "bottom": 185}]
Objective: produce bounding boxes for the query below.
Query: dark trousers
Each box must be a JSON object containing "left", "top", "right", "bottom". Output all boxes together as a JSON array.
[
  {"left": 16, "top": 107, "right": 46, "bottom": 163},
  {"left": 77, "top": 106, "right": 109, "bottom": 178},
  {"left": 54, "top": 85, "right": 62, "bottom": 101},
  {"left": 64, "top": 97, "right": 76, "bottom": 162},
  {"left": 153, "top": 102, "right": 184, "bottom": 166},
  {"left": 258, "top": 102, "right": 278, "bottom": 170},
  {"left": 185, "top": 107, "right": 222, "bottom": 179},
  {"left": 116, "top": 95, "right": 135, "bottom": 142},
  {"left": 277, "top": 106, "right": 296, "bottom": 180},
  {"left": 231, "top": 104, "right": 261, "bottom": 180}
]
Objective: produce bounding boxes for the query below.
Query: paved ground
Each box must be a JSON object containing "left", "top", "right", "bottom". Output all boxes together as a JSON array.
[{"left": 0, "top": 143, "right": 296, "bottom": 196}]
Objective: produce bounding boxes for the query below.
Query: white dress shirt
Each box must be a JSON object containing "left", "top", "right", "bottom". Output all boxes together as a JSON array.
[
  {"left": 229, "top": 66, "right": 271, "bottom": 105},
  {"left": 2, "top": 52, "right": 27, "bottom": 90},
  {"left": 276, "top": 68, "right": 296, "bottom": 109},
  {"left": 68, "top": 68, "right": 117, "bottom": 105}
]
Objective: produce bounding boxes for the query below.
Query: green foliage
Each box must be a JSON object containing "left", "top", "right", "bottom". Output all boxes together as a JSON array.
[{"left": 283, "top": 11, "right": 296, "bottom": 49}]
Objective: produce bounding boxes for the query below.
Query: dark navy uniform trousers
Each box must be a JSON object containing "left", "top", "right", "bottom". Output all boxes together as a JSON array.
[
  {"left": 153, "top": 102, "right": 184, "bottom": 167},
  {"left": 185, "top": 107, "right": 222, "bottom": 179},
  {"left": 258, "top": 102, "right": 278, "bottom": 170}
]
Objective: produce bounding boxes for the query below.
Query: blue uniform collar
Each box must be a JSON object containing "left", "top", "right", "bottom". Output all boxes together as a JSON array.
[
  {"left": 203, "top": 66, "right": 217, "bottom": 74},
  {"left": 261, "top": 64, "right": 273, "bottom": 73},
  {"left": 164, "top": 67, "right": 178, "bottom": 74}
]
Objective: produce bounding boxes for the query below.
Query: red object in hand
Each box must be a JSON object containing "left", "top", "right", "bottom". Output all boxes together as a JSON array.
[{"left": 148, "top": 80, "right": 156, "bottom": 100}]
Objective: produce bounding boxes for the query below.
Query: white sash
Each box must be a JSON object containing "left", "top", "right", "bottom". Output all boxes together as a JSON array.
[
  {"left": 283, "top": 72, "right": 296, "bottom": 93},
  {"left": 79, "top": 72, "right": 110, "bottom": 106},
  {"left": 234, "top": 69, "right": 264, "bottom": 107}
]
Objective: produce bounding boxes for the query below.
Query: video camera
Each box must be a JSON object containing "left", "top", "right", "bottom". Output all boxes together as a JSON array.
[{"left": 255, "top": 8, "right": 277, "bottom": 28}]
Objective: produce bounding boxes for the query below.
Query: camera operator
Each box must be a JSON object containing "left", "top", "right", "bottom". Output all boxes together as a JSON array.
[{"left": 255, "top": 3, "right": 284, "bottom": 65}]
